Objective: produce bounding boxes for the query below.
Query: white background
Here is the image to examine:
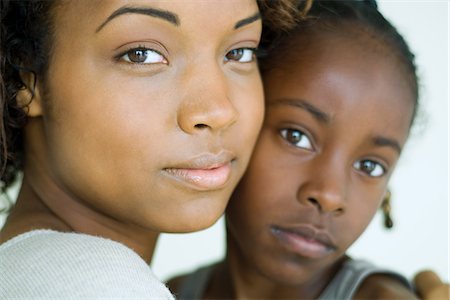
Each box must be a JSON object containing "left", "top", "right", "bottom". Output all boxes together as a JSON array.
[
  {"left": 0, "top": 0, "right": 447, "bottom": 287},
  {"left": 152, "top": 1, "right": 450, "bottom": 284}
]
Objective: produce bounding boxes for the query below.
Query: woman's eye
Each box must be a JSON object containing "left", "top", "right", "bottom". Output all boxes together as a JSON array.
[
  {"left": 225, "top": 48, "right": 256, "bottom": 63},
  {"left": 280, "top": 129, "right": 313, "bottom": 150},
  {"left": 353, "top": 160, "right": 385, "bottom": 177},
  {"left": 120, "top": 48, "right": 167, "bottom": 64}
]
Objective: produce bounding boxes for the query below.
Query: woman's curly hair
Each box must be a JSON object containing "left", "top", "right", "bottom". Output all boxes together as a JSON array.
[
  {"left": 0, "top": 0, "right": 312, "bottom": 192},
  {"left": 258, "top": 0, "right": 313, "bottom": 49},
  {"left": 1, "top": 0, "right": 55, "bottom": 192}
]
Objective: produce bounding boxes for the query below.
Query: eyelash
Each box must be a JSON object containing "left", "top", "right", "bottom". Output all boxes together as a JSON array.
[
  {"left": 279, "top": 128, "right": 314, "bottom": 151},
  {"left": 116, "top": 46, "right": 260, "bottom": 64},
  {"left": 280, "top": 128, "right": 388, "bottom": 178},
  {"left": 224, "top": 47, "right": 259, "bottom": 63},
  {"left": 353, "top": 160, "right": 387, "bottom": 178},
  {"left": 116, "top": 46, "right": 168, "bottom": 65}
]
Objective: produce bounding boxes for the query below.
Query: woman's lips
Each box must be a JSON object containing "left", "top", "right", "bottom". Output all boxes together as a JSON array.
[
  {"left": 164, "top": 162, "right": 232, "bottom": 190},
  {"left": 271, "top": 225, "right": 337, "bottom": 259},
  {"left": 163, "top": 151, "right": 234, "bottom": 191}
]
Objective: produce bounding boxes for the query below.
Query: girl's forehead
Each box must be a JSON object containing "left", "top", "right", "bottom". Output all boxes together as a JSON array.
[
  {"left": 274, "top": 21, "right": 395, "bottom": 70},
  {"left": 263, "top": 32, "right": 415, "bottom": 134},
  {"left": 273, "top": 29, "right": 412, "bottom": 94}
]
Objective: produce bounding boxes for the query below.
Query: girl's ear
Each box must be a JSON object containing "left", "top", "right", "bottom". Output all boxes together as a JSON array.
[{"left": 16, "top": 72, "right": 43, "bottom": 117}]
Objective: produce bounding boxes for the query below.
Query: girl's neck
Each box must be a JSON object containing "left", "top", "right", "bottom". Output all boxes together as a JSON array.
[
  {"left": 0, "top": 120, "right": 159, "bottom": 263},
  {"left": 208, "top": 237, "right": 344, "bottom": 299}
]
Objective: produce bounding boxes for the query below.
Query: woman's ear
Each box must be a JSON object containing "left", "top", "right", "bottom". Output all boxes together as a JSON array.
[{"left": 16, "top": 72, "right": 43, "bottom": 117}]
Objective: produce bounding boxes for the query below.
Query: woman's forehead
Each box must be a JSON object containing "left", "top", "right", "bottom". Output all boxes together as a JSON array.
[{"left": 53, "top": 0, "right": 260, "bottom": 34}]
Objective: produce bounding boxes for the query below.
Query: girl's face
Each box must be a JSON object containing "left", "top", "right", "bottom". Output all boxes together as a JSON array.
[
  {"left": 226, "top": 34, "right": 415, "bottom": 284},
  {"left": 33, "top": 0, "right": 263, "bottom": 232}
]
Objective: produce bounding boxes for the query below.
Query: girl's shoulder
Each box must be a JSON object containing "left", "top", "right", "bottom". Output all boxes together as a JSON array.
[
  {"left": 319, "top": 258, "right": 415, "bottom": 300},
  {"left": 167, "top": 261, "right": 218, "bottom": 299},
  {"left": 354, "top": 273, "right": 417, "bottom": 299},
  {"left": 0, "top": 229, "right": 174, "bottom": 299}
]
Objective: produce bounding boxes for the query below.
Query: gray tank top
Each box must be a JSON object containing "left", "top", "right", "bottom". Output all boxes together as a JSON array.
[{"left": 176, "top": 259, "right": 411, "bottom": 299}]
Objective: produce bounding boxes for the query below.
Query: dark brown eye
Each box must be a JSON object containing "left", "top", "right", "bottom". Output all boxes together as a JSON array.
[
  {"left": 353, "top": 160, "right": 385, "bottom": 177},
  {"left": 286, "top": 130, "right": 301, "bottom": 144},
  {"left": 280, "top": 129, "right": 313, "bottom": 150},
  {"left": 225, "top": 48, "right": 255, "bottom": 62},
  {"left": 128, "top": 49, "right": 149, "bottom": 63},
  {"left": 362, "top": 161, "right": 376, "bottom": 172},
  {"left": 120, "top": 48, "right": 167, "bottom": 64},
  {"left": 226, "top": 49, "right": 244, "bottom": 61}
]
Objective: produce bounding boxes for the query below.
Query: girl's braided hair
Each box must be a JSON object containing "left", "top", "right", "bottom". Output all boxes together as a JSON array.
[{"left": 260, "top": 0, "right": 418, "bottom": 124}]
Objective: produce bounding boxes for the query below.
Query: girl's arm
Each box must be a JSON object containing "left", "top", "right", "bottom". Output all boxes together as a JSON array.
[
  {"left": 354, "top": 274, "right": 417, "bottom": 299},
  {"left": 414, "top": 270, "right": 449, "bottom": 300},
  {"left": 355, "top": 270, "right": 449, "bottom": 300}
]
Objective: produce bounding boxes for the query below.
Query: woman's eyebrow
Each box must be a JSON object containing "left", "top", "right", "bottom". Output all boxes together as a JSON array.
[
  {"left": 96, "top": 6, "right": 260, "bottom": 34},
  {"left": 235, "top": 12, "right": 261, "bottom": 29},
  {"left": 95, "top": 6, "right": 179, "bottom": 33}
]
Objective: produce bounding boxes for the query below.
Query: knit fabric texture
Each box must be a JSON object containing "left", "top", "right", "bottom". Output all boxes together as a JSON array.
[{"left": 0, "top": 230, "right": 174, "bottom": 299}]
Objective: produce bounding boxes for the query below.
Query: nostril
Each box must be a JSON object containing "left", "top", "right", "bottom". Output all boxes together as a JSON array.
[
  {"left": 308, "top": 197, "right": 321, "bottom": 209},
  {"left": 333, "top": 207, "right": 344, "bottom": 216},
  {"left": 307, "top": 197, "right": 345, "bottom": 215},
  {"left": 194, "top": 123, "right": 209, "bottom": 129}
]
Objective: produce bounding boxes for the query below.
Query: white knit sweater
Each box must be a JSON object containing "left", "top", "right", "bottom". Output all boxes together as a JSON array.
[{"left": 0, "top": 230, "right": 174, "bottom": 299}]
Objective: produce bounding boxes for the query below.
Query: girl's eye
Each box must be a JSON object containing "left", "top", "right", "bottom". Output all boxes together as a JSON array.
[
  {"left": 120, "top": 48, "right": 167, "bottom": 64},
  {"left": 353, "top": 160, "right": 386, "bottom": 177},
  {"left": 280, "top": 129, "right": 313, "bottom": 150},
  {"left": 225, "top": 48, "right": 256, "bottom": 63}
]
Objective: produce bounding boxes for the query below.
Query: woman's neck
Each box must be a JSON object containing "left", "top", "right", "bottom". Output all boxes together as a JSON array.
[{"left": 0, "top": 120, "right": 159, "bottom": 263}]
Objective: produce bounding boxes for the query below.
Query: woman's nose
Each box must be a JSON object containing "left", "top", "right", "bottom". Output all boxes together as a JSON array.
[{"left": 176, "top": 62, "right": 238, "bottom": 134}]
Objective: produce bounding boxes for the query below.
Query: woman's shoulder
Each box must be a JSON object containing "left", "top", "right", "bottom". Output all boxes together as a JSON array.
[
  {"left": 1, "top": 229, "right": 141, "bottom": 263},
  {"left": 0, "top": 229, "right": 174, "bottom": 299}
]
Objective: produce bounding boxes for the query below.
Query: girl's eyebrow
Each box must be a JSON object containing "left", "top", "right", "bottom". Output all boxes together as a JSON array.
[
  {"left": 96, "top": 7, "right": 260, "bottom": 34},
  {"left": 373, "top": 136, "right": 402, "bottom": 154},
  {"left": 269, "top": 98, "right": 330, "bottom": 124},
  {"left": 95, "top": 6, "right": 179, "bottom": 33},
  {"left": 270, "top": 98, "right": 402, "bottom": 154}
]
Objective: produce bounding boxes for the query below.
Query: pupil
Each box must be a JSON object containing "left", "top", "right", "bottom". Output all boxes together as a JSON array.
[
  {"left": 130, "top": 50, "right": 147, "bottom": 63},
  {"left": 227, "top": 49, "right": 243, "bottom": 61},
  {"left": 363, "top": 161, "right": 374, "bottom": 171},
  {"left": 289, "top": 130, "right": 301, "bottom": 143}
]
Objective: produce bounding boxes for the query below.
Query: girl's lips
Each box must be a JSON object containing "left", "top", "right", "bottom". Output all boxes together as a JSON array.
[
  {"left": 271, "top": 225, "right": 336, "bottom": 259},
  {"left": 163, "top": 161, "right": 233, "bottom": 191}
]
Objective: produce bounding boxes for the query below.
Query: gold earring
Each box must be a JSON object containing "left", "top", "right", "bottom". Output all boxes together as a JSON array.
[{"left": 381, "top": 190, "right": 393, "bottom": 229}]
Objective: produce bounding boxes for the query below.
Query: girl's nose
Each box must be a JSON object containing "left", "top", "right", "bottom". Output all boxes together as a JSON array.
[
  {"left": 303, "top": 191, "right": 345, "bottom": 215},
  {"left": 177, "top": 62, "right": 238, "bottom": 134},
  {"left": 297, "top": 158, "right": 347, "bottom": 215}
]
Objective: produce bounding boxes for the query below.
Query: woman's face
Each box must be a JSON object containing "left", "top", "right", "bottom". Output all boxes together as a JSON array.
[
  {"left": 226, "top": 33, "right": 414, "bottom": 285},
  {"left": 35, "top": 0, "right": 263, "bottom": 232}
]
